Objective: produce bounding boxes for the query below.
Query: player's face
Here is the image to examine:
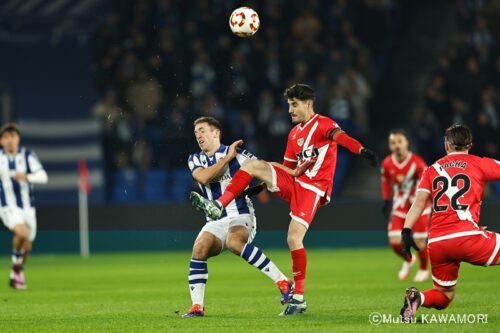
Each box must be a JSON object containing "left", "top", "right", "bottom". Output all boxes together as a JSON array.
[
  {"left": 287, "top": 98, "right": 312, "bottom": 124},
  {"left": 388, "top": 133, "right": 409, "bottom": 157},
  {"left": 194, "top": 123, "right": 220, "bottom": 152},
  {"left": 1, "top": 132, "right": 20, "bottom": 154}
]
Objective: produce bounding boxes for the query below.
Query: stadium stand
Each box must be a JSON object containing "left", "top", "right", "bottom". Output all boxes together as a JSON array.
[{"left": 92, "top": 0, "right": 401, "bottom": 202}]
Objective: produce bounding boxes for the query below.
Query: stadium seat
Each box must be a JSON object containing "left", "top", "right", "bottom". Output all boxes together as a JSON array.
[
  {"left": 332, "top": 150, "right": 350, "bottom": 196},
  {"left": 113, "top": 169, "right": 139, "bottom": 203},
  {"left": 491, "top": 181, "right": 500, "bottom": 196},
  {"left": 169, "top": 168, "right": 193, "bottom": 202},
  {"left": 143, "top": 168, "right": 168, "bottom": 202}
]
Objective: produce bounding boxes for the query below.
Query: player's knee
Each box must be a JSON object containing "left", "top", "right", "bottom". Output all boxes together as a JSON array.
[
  {"left": 435, "top": 287, "right": 454, "bottom": 309},
  {"left": 388, "top": 236, "right": 401, "bottom": 245},
  {"left": 436, "top": 297, "right": 452, "bottom": 310},
  {"left": 225, "top": 236, "right": 244, "bottom": 255},
  {"left": 443, "top": 289, "right": 455, "bottom": 303},
  {"left": 287, "top": 234, "right": 303, "bottom": 250},
  {"left": 241, "top": 159, "right": 261, "bottom": 174},
  {"left": 415, "top": 239, "right": 427, "bottom": 250},
  {"left": 192, "top": 241, "right": 210, "bottom": 260},
  {"left": 13, "top": 224, "right": 28, "bottom": 241}
]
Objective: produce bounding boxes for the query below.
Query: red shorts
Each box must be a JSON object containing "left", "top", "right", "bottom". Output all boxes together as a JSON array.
[
  {"left": 428, "top": 230, "right": 500, "bottom": 287},
  {"left": 268, "top": 165, "right": 327, "bottom": 228},
  {"left": 388, "top": 214, "right": 429, "bottom": 239}
]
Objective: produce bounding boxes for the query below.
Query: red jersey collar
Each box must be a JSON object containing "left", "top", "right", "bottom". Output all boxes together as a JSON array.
[
  {"left": 391, "top": 152, "right": 413, "bottom": 169},
  {"left": 299, "top": 114, "right": 319, "bottom": 130}
]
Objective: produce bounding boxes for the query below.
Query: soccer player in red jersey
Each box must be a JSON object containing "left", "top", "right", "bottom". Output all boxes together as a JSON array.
[
  {"left": 190, "top": 84, "right": 378, "bottom": 315},
  {"left": 381, "top": 129, "right": 430, "bottom": 282},
  {"left": 400, "top": 124, "right": 500, "bottom": 322}
]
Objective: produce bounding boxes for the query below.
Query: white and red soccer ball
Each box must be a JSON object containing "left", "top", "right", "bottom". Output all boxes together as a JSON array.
[{"left": 229, "top": 7, "right": 260, "bottom": 37}]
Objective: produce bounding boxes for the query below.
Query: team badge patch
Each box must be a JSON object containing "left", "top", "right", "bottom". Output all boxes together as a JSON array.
[{"left": 297, "top": 138, "right": 304, "bottom": 146}]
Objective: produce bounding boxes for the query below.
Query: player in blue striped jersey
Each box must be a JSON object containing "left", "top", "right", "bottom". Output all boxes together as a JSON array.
[
  {"left": 0, "top": 124, "right": 48, "bottom": 290},
  {"left": 182, "top": 117, "right": 293, "bottom": 318}
]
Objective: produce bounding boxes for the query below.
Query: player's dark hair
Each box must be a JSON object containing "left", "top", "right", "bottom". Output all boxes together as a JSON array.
[
  {"left": 284, "top": 84, "right": 315, "bottom": 101},
  {"left": 0, "top": 123, "right": 21, "bottom": 137},
  {"left": 389, "top": 128, "right": 409, "bottom": 140},
  {"left": 445, "top": 124, "right": 472, "bottom": 151},
  {"left": 193, "top": 117, "right": 222, "bottom": 134}
]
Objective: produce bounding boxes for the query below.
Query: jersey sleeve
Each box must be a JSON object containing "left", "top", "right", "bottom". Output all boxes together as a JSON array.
[
  {"left": 417, "top": 167, "right": 432, "bottom": 193},
  {"left": 236, "top": 148, "right": 257, "bottom": 165},
  {"left": 319, "top": 116, "right": 340, "bottom": 139},
  {"left": 26, "top": 151, "right": 44, "bottom": 173},
  {"left": 187, "top": 154, "right": 203, "bottom": 174},
  {"left": 480, "top": 157, "right": 500, "bottom": 181},
  {"left": 380, "top": 161, "right": 391, "bottom": 200}
]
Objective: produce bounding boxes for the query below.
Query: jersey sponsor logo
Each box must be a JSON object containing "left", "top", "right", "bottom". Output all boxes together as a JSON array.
[
  {"left": 211, "top": 173, "right": 231, "bottom": 183},
  {"left": 296, "top": 147, "right": 319, "bottom": 160}
]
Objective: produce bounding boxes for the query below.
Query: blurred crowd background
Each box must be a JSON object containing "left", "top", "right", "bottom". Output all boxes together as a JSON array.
[
  {"left": 91, "top": 0, "right": 400, "bottom": 201},
  {"left": 415, "top": 0, "right": 500, "bottom": 163}
]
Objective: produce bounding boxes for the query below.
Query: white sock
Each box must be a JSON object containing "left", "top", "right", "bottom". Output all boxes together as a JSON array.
[
  {"left": 188, "top": 259, "right": 207, "bottom": 308},
  {"left": 241, "top": 243, "right": 286, "bottom": 283},
  {"left": 11, "top": 249, "right": 24, "bottom": 266}
]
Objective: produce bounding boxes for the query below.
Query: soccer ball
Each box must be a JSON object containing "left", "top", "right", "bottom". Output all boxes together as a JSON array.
[{"left": 229, "top": 7, "right": 260, "bottom": 37}]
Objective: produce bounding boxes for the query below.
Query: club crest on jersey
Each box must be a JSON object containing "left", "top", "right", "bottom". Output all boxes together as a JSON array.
[
  {"left": 396, "top": 174, "right": 405, "bottom": 183},
  {"left": 297, "top": 138, "right": 304, "bottom": 146}
]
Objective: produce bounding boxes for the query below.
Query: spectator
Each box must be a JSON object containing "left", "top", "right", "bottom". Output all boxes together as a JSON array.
[{"left": 339, "top": 67, "right": 372, "bottom": 135}]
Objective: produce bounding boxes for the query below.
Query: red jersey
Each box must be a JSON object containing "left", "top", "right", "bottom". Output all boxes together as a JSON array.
[
  {"left": 283, "top": 114, "right": 339, "bottom": 202},
  {"left": 381, "top": 152, "right": 429, "bottom": 218},
  {"left": 417, "top": 152, "right": 500, "bottom": 239}
]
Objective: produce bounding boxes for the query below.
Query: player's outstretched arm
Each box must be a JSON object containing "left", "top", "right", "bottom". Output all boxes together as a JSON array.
[
  {"left": 13, "top": 169, "right": 48, "bottom": 184},
  {"left": 27, "top": 169, "right": 48, "bottom": 184},
  {"left": 270, "top": 160, "right": 313, "bottom": 177},
  {"left": 481, "top": 157, "right": 500, "bottom": 181},
  {"left": 328, "top": 128, "right": 378, "bottom": 166},
  {"left": 381, "top": 165, "right": 392, "bottom": 219},
  {"left": 193, "top": 140, "right": 243, "bottom": 185},
  {"left": 401, "top": 190, "right": 429, "bottom": 259}
]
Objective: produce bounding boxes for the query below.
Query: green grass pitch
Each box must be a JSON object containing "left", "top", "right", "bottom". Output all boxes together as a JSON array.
[{"left": 0, "top": 248, "right": 498, "bottom": 332}]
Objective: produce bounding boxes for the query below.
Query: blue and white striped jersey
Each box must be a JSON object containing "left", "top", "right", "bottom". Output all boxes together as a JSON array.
[
  {"left": 0, "top": 147, "right": 47, "bottom": 209},
  {"left": 188, "top": 144, "right": 256, "bottom": 221}
]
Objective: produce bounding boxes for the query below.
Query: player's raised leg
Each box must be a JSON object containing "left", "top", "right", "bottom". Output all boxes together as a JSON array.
[
  {"left": 225, "top": 225, "right": 294, "bottom": 304},
  {"left": 10, "top": 223, "right": 29, "bottom": 290},
  {"left": 182, "top": 232, "right": 222, "bottom": 318},
  {"left": 280, "top": 219, "right": 308, "bottom": 316},
  {"left": 190, "top": 159, "right": 275, "bottom": 220}
]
